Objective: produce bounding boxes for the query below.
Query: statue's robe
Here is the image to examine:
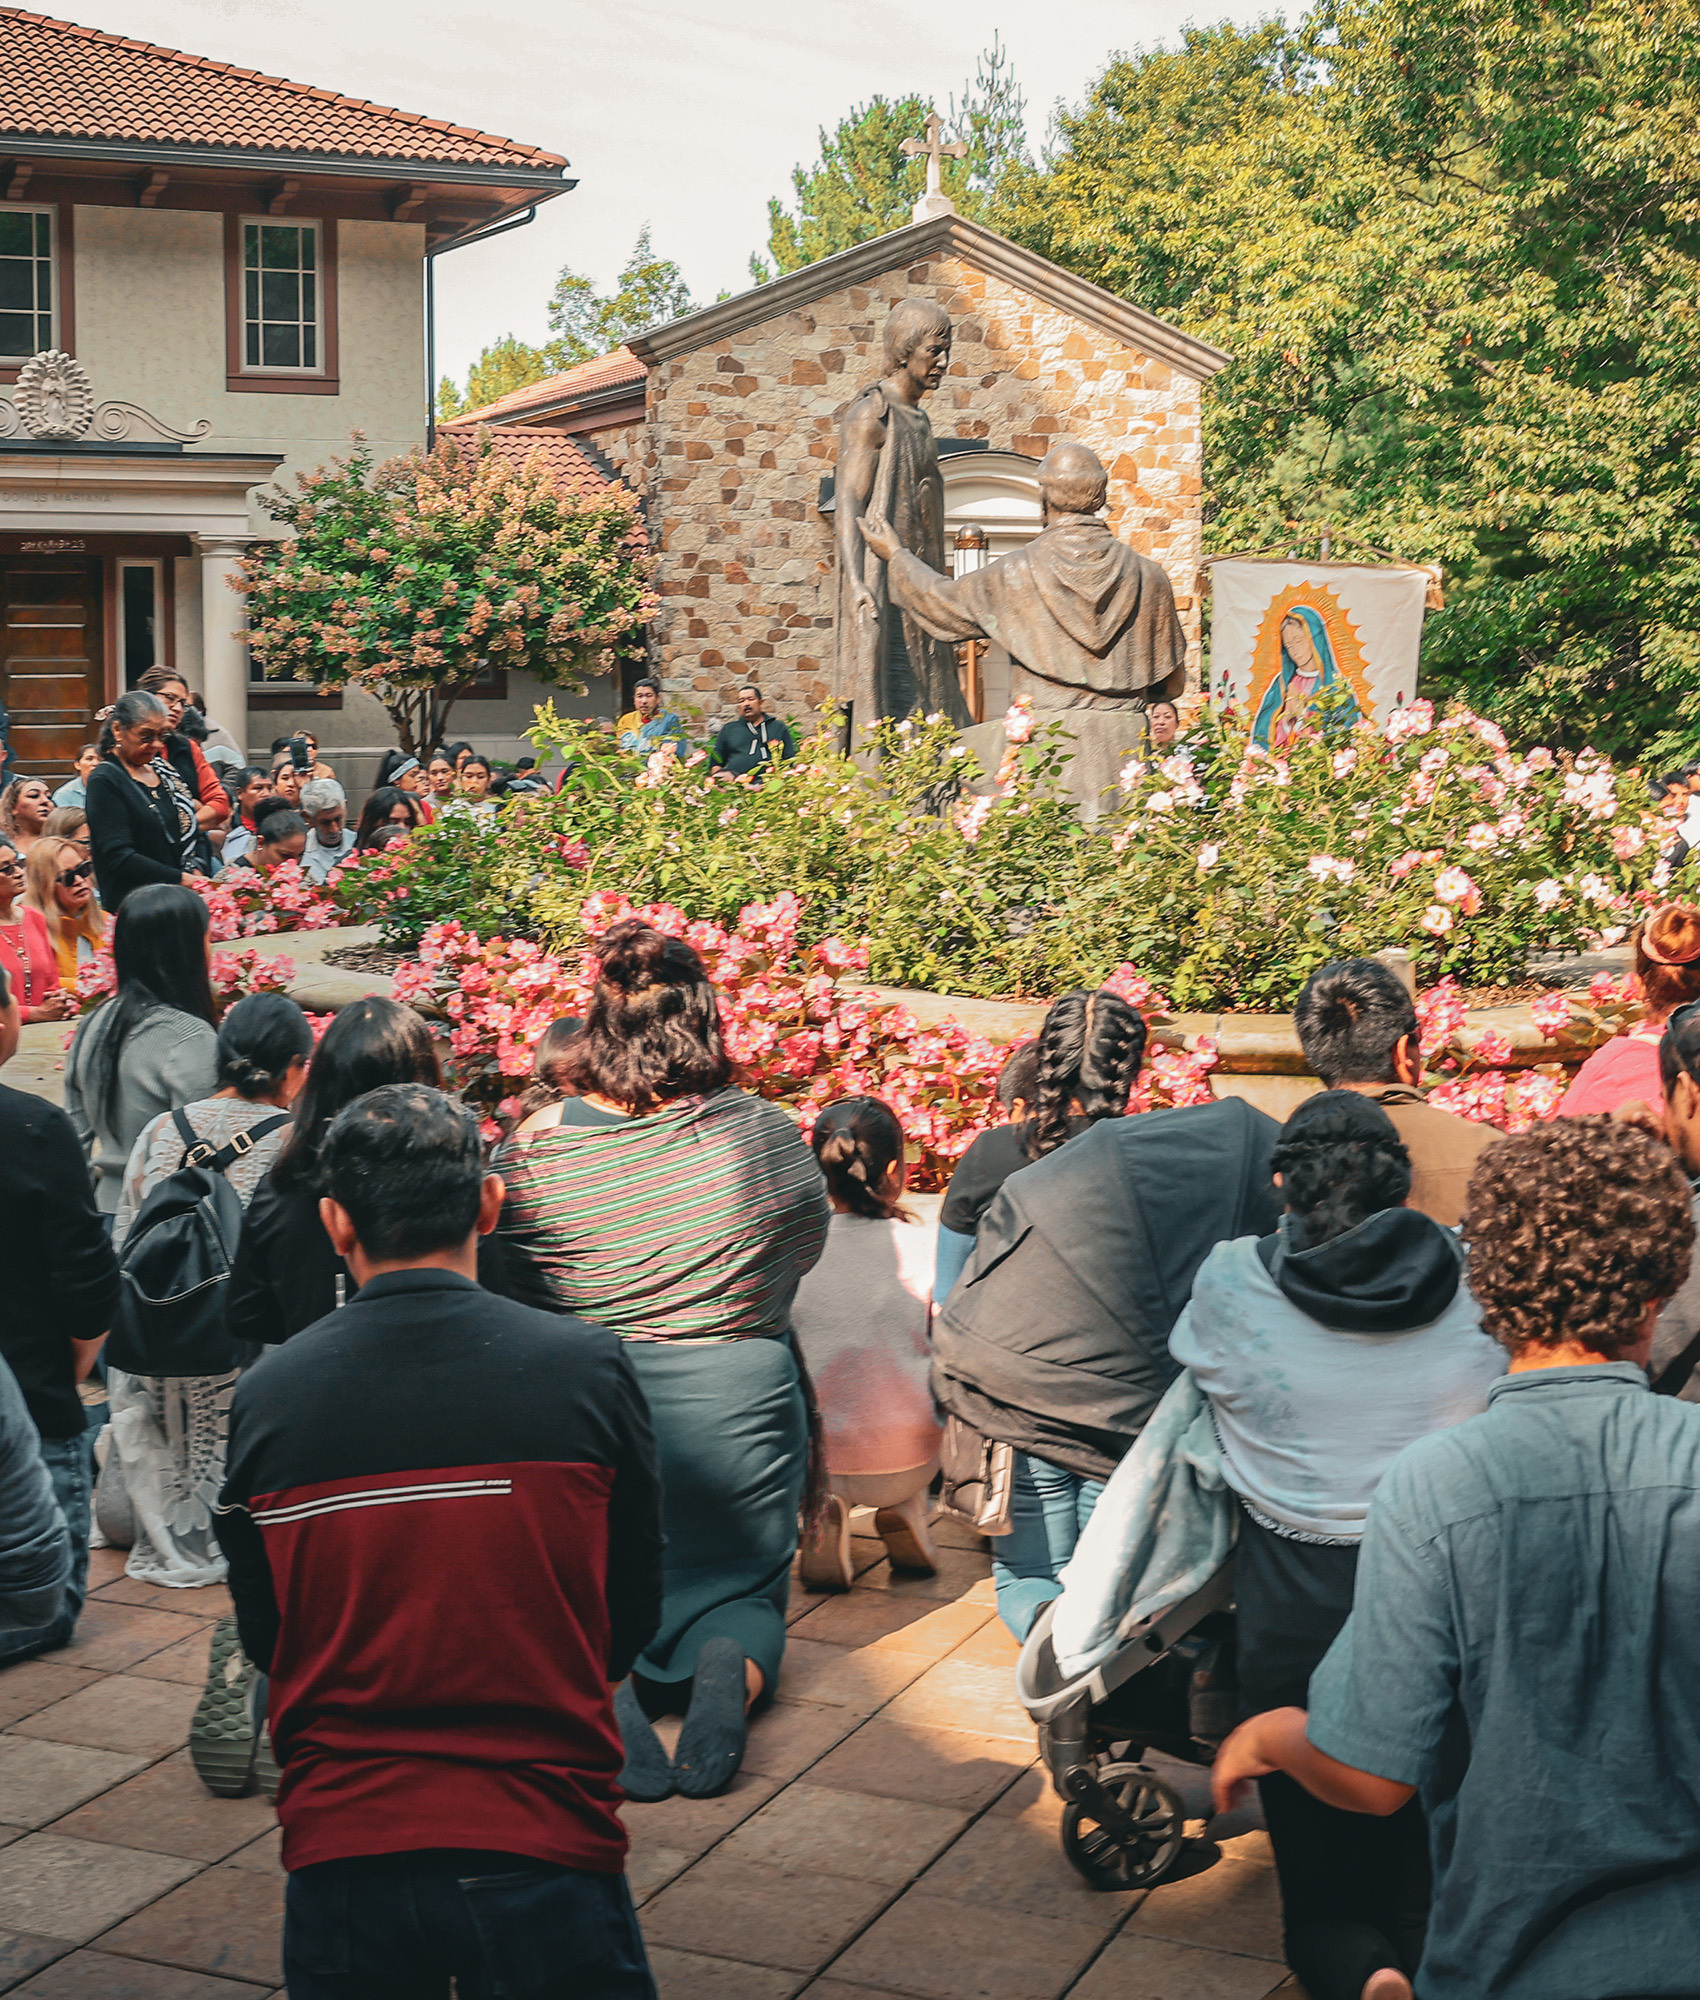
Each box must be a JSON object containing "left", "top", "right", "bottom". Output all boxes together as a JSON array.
[
  {"left": 832, "top": 383, "right": 972, "bottom": 730},
  {"left": 885, "top": 518, "right": 1187, "bottom": 821}
]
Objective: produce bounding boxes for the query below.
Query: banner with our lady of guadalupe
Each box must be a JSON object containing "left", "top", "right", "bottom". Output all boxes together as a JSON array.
[{"left": 1208, "top": 560, "right": 1432, "bottom": 749}]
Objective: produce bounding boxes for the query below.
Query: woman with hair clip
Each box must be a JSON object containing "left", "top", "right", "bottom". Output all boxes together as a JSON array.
[
  {"left": 1560, "top": 902, "right": 1700, "bottom": 1116},
  {"left": 64, "top": 884, "right": 219, "bottom": 1216},
  {"left": 106, "top": 992, "right": 312, "bottom": 1591},
  {"left": 1171, "top": 1092, "right": 1502, "bottom": 2000},
  {"left": 936, "top": 988, "right": 1146, "bottom": 1301},
  {"left": 229, "top": 995, "right": 507, "bottom": 1348},
  {"left": 791, "top": 1095, "right": 943, "bottom": 1590},
  {"left": 496, "top": 919, "right": 829, "bottom": 1803}
]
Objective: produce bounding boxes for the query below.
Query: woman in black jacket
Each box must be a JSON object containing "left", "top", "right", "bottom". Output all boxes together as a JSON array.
[
  {"left": 229, "top": 996, "right": 505, "bottom": 1344},
  {"left": 85, "top": 692, "right": 195, "bottom": 909}
]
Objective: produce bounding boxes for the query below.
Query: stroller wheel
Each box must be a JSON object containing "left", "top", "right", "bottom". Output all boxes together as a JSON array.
[{"left": 1061, "top": 1762, "right": 1186, "bottom": 1891}]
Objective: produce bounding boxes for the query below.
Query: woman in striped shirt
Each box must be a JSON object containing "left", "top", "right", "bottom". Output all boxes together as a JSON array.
[{"left": 495, "top": 920, "right": 829, "bottom": 1802}]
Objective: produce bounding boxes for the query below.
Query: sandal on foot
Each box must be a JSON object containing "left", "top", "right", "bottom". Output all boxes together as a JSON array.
[
  {"left": 671, "top": 1638, "right": 748, "bottom": 1799},
  {"left": 875, "top": 1491, "right": 939, "bottom": 1574},
  {"left": 189, "top": 1617, "right": 260, "bottom": 1798},
  {"left": 798, "top": 1493, "right": 853, "bottom": 1592},
  {"left": 615, "top": 1680, "right": 674, "bottom": 1803}
]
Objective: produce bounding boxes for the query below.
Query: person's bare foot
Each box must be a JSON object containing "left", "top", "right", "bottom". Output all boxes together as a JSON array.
[{"left": 1362, "top": 1970, "right": 1413, "bottom": 2000}]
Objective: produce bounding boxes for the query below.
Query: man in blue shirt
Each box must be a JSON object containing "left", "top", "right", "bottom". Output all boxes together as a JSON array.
[{"left": 1213, "top": 1115, "right": 1700, "bottom": 2000}]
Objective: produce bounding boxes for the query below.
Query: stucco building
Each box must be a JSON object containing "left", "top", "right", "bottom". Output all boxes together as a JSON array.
[
  {"left": 450, "top": 214, "right": 1229, "bottom": 733},
  {"left": 0, "top": 7, "right": 572, "bottom": 791}
]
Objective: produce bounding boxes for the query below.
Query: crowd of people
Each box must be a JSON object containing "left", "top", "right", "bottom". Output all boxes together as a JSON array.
[{"left": 2, "top": 692, "right": 1699, "bottom": 1996}]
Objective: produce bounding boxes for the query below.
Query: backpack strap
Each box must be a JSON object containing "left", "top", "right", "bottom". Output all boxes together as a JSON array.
[{"left": 177, "top": 1112, "right": 291, "bottom": 1176}]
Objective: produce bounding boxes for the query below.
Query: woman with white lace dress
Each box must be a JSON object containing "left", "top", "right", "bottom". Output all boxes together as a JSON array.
[{"left": 108, "top": 993, "right": 312, "bottom": 1589}]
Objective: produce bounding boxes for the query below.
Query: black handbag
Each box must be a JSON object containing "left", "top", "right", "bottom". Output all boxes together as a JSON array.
[
  {"left": 106, "top": 1109, "right": 287, "bottom": 1377},
  {"left": 936, "top": 1415, "right": 1016, "bottom": 1536}
]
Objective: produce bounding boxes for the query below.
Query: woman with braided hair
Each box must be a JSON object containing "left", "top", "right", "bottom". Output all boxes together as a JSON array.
[{"left": 935, "top": 987, "right": 1147, "bottom": 1301}]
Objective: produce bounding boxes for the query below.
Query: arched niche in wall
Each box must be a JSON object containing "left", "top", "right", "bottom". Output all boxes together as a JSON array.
[{"left": 940, "top": 447, "right": 1042, "bottom": 720}]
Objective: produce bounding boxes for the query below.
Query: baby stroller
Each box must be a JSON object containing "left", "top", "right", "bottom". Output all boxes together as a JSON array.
[{"left": 1015, "top": 1558, "right": 1237, "bottom": 1892}]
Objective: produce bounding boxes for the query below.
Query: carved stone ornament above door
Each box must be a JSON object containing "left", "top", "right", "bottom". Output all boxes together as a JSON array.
[{"left": 0, "top": 350, "right": 213, "bottom": 445}]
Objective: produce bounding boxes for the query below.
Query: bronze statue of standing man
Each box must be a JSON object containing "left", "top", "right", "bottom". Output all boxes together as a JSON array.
[{"left": 832, "top": 299, "right": 972, "bottom": 733}]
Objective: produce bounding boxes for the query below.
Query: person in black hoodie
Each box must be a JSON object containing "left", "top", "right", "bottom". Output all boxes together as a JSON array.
[
  {"left": 229, "top": 997, "right": 505, "bottom": 1348},
  {"left": 1171, "top": 1093, "right": 1504, "bottom": 2000}
]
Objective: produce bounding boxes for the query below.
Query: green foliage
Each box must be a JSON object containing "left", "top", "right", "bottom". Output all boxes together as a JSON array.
[
  {"left": 237, "top": 435, "right": 656, "bottom": 760},
  {"left": 992, "top": 0, "right": 1700, "bottom": 759},
  {"left": 547, "top": 225, "right": 695, "bottom": 368},
  {"left": 435, "top": 335, "right": 554, "bottom": 422},
  {"left": 358, "top": 697, "right": 1660, "bottom": 1012},
  {"left": 754, "top": 39, "right": 1030, "bottom": 281}
]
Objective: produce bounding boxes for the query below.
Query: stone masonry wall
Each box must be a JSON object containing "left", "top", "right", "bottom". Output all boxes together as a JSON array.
[{"left": 639, "top": 252, "right": 1205, "bottom": 727}]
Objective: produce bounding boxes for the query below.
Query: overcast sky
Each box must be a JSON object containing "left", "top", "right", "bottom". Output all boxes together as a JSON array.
[{"left": 100, "top": 0, "right": 1269, "bottom": 388}]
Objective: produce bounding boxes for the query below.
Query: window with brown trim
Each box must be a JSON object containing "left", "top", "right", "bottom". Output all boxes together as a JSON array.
[
  {"left": 224, "top": 213, "right": 339, "bottom": 395},
  {"left": 0, "top": 203, "right": 73, "bottom": 381}
]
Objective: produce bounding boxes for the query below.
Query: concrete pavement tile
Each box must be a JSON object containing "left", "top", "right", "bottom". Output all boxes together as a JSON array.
[
  {"left": 95, "top": 1866, "right": 284, "bottom": 1988},
  {"left": 1067, "top": 1934, "right": 1294, "bottom": 1999},
  {"left": 57, "top": 1605, "right": 203, "bottom": 1675},
  {"left": 0, "top": 1665, "right": 104, "bottom": 1732},
  {"left": 984, "top": 1767, "right": 1062, "bottom": 1825},
  {"left": 808, "top": 1718, "right": 1032, "bottom": 1813},
  {"left": 646, "top": 1946, "right": 805, "bottom": 1999},
  {"left": 13, "top": 1676, "right": 199, "bottom": 1759},
  {"left": 0, "top": 1933, "right": 72, "bottom": 1993},
  {"left": 84, "top": 1551, "right": 126, "bottom": 1591},
  {"left": 0, "top": 1829, "right": 23, "bottom": 1850},
  {"left": 0, "top": 1837, "right": 200, "bottom": 1944},
  {"left": 218, "top": 1832, "right": 281, "bottom": 1879},
  {"left": 775, "top": 1640, "right": 929, "bottom": 1715},
  {"left": 49, "top": 1753, "right": 275, "bottom": 1863},
  {"left": 6, "top": 1952, "right": 269, "bottom": 1997},
  {"left": 126, "top": 1632, "right": 214, "bottom": 1691},
  {"left": 851, "top": 1551, "right": 997, "bottom": 1606},
  {"left": 944, "top": 1618, "right": 1020, "bottom": 1671},
  {"left": 0, "top": 1741, "right": 150, "bottom": 1831},
  {"left": 87, "top": 1584, "right": 231, "bottom": 1624},
  {"left": 927, "top": 1515, "right": 994, "bottom": 1553},
  {"left": 1127, "top": 1858, "right": 1286, "bottom": 1962},
  {"left": 881, "top": 1660, "right": 1038, "bottom": 1746},
  {"left": 626, "top": 1840, "right": 694, "bottom": 1907},
  {"left": 806, "top": 1984, "right": 925, "bottom": 1998},
  {"left": 830, "top": 1889, "right": 1106, "bottom": 2000},
  {"left": 788, "top": 1595, "right": 988, "bottom": 1660},
  {"left": 1217, "top": 1830, "right": 1275, "bottom": 1868},
  {"left": 641, "top": 1853, "right": 890, "bottom": 1974},
  {"left": 719, "top": 1783, "right": 966, "bottom": 1887},
  {"left": 619, "top": 1774, "right": 780, "bottom": 1859},
  {"left": 914, "top": 1800, "right": 1137, "bottom": 1925},
  {"left": 741, "top": 1701, "right": 860, "bottom": 1782}
]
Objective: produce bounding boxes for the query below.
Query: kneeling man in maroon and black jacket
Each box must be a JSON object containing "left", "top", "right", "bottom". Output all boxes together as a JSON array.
[{"left": 216, "top": 1083, "right": 664, "bottom": 2000}]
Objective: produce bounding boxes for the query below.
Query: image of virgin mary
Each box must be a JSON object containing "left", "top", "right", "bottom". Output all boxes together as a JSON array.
[{"left": 1253, "top": 604, "right": 1362, "bottom": 749}]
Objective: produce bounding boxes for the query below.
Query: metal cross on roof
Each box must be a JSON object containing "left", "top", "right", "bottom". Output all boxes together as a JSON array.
[{"left": 902, "top": 111, "right": 968, "bottom": 222}]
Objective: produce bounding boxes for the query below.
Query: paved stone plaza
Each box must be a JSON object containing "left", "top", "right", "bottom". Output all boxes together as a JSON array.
[{"left": 0, "top": 1512, "right": 1294, "bottom": 2000}]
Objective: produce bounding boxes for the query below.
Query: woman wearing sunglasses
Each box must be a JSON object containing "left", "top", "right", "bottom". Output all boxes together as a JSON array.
[
  {"left": 0, "top": 832, "right": 68, "bottom": 1021},
  {"left": 24, "top": 838, "right": 105, "bottom": 990}
]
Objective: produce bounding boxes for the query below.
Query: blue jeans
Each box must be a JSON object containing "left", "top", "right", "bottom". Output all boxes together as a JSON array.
[
  {"left": 992, "top": 1450, "right": 1105, "bottom": 1641},
  {"left": 284, "top": 1850, "right": 656, "bottom": 2000},
  {"left": 0, "top": 1431, "right": 91, "bottom": 1666}
]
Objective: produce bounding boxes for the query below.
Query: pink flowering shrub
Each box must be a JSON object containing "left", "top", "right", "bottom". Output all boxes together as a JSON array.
[{"left": 73, "top": 939, "right": 297, "bottom": 1017}]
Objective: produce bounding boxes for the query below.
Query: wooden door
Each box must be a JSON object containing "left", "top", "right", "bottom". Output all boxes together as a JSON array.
[{"left": 0, "top": 558, "right": 102, "bottom": 782}]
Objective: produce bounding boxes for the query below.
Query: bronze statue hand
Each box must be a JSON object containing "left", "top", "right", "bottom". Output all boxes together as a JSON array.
[{"left": 858, "top": 513, "right": 900, "bottom": 563}]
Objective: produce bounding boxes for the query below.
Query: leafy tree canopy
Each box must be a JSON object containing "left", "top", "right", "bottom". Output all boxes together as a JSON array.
[
  {"left": 435, "top": 227, "right": 694, "bottom": 420},
  {"left": 753, "top": 38, "right": 1029, "bottom": 281},
  {"left": 991, "top": 0, "right": 1700, "bottom": 758}
]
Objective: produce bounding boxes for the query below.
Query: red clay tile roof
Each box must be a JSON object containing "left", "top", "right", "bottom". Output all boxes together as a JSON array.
[
  {"left": 448, "top": 346, "right": 647, "bottom": 426},
  {"left": 457, "top": 429, "right": 619, "bottom": 502},
  {"left": 0, "top": 7, "right": 567, "bottom": 170}
]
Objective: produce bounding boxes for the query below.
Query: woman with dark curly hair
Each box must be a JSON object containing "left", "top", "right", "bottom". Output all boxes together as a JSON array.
[
  {"left": 496, "top": 920, "right": 828, "bottom": 1803},
  {"left": 1213, "top": 1115, "right": 1700, "bottom": 2000},
  {"left": 1172, "top": 1091, "right": 1503, "bottom": 2000}
]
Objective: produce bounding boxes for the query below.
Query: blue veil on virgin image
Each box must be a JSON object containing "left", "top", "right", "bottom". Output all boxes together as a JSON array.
[{"left": 1252, "top": 603, "right": 1362, "bottom": 748}]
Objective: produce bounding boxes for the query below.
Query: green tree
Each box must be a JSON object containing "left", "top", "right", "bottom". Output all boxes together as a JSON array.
[
  {"left": 547, "top": 225, "right": 695, "bottom": 367},
  {"left": 436, "top": 333, "right": 554, "bottom": 422},
  {"left": 238, "top": 435, "right": 656, "bottom": 759},
  {"left": 754, "top": 38, "right": 1030, "bottom": 281}
]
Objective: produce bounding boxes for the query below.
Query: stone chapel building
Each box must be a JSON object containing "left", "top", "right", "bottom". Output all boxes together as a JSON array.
[{"left": 446, "top": 210, "right": 1230, "bottom": 731}]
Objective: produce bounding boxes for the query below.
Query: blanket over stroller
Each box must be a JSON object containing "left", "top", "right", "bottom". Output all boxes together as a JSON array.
[{"left": 1050, "top": 1369, "right": 1237, "bottom": 1680}]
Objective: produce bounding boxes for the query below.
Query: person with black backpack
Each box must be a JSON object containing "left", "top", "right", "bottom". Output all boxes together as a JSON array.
[{"left": 103, "top": 992, "right": 311, "bottom": 1594}]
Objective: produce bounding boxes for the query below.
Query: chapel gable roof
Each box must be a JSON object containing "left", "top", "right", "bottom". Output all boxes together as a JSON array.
[
  {"left": 0, "top": 6, "right": 567, "bottom": 176},
  {"left": 626, "top": 214, "right": 1232, "bottom": 382},
  {"left": 446, "top": 346, "right": 647, "bottom": 429}
]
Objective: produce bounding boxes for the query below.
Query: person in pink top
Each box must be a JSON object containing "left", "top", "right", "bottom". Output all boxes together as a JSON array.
[
  {"left": 790, "top": 1095, "right": 943, "bottom": 1590},
  {"left": 1560, "top": 903, "right": 1700, "bottom": 1117},
  {"left": 0, "top": 832, "right": 67, "bottom": 1023}
]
